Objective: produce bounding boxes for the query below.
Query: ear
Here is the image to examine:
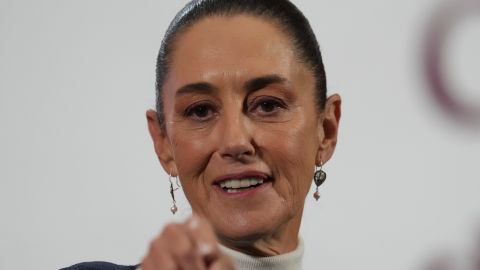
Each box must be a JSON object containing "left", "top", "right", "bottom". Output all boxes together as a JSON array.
[
  {"left": 146, "top": 109, "right": 178, "bottom": 176},
  {"left": 316, "top": 94, "right": 342, "bottom": 166}
]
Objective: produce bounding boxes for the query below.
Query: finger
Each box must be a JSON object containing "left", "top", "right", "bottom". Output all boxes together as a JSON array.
[
  {"left": 143, "top": 236, "right": 177, "bottom": 270},
  {"left": 186, "top": 215, "right": 222, "bottom": 266},
  {"left": 140, "top": 256, "right": 154, "bottom": 270},
  {"left": 141, "top": 255, "right": 175, "bottom": 270},
  {"left": 162, "top": 223, "right": 206, "bottom": 270},
  {"left": 208, "top": 255, "right": 235, "bottom": 270}
]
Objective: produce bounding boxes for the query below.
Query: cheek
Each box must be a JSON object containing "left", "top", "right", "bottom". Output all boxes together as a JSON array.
[
  {"left": 169, "top": 131, "right": 217, "bottom": 200},
  {"left": 256, "top": 119, "right": 318, "bottom": 201},
  {"left": 172, "top": 135, "right": 204, "bottom": 163},
  {"left": 169, "top": 137, "right": 210, "bottom": 213}
]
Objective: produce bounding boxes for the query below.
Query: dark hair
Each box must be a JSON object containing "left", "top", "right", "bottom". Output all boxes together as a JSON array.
[{"left": 155, "top": 0, "right": 327, "bottom": 128}]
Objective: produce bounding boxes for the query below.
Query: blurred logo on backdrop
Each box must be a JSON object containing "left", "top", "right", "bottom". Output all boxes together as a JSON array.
[
  {"left": 424, "top": 0, "right": 480, "bottom": 127},
  {"left": 422, "top": 228, "right": 480, "bottom": 270}
]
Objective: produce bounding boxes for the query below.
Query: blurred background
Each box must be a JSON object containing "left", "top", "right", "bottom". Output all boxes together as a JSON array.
[{"left": 0, "top": 0, "right": 479, "bottom": 269}]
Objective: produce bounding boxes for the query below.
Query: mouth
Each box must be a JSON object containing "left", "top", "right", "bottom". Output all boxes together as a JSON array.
[{"left": 213, "top": 172, "right": 272, "bottom": 194}]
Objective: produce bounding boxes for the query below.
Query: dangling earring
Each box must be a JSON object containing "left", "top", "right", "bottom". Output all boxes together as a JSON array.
[
  {"left": 169, "top": 174, "right": 181, "bottom": 214},
  {"left": 313, "top": 162, "right": 327, "bottom": 201}
]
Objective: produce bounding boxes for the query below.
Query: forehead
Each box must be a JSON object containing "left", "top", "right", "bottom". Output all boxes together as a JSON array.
[{"left": 166, "top": 15, "right": 304, "bottom": 88}]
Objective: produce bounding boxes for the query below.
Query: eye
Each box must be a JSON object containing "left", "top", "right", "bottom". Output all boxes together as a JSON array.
[
  {"left": 184, "top": 102, "right": 216, "bottom": 121},
  {"left": 249, "top": 96, "right": 287, "bottom": 116},
  {"left": 258, "top": 100, "right": 279, "bottom": 113}
]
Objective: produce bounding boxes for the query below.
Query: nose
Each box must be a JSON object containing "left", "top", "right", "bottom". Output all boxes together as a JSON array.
[{"left": 218, "top": 110, "right": 255, "bottom": 162}]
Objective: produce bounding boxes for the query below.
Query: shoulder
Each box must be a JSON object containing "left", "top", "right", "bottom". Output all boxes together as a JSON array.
[{"left": 60, "top": 261, "right": 139, "bottom": 270}]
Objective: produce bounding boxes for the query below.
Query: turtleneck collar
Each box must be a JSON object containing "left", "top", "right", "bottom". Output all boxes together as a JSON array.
[{"left": 219, "top": 239, "right": 304, "bottom": 270}]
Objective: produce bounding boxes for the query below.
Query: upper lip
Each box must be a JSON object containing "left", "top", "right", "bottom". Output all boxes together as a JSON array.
[{"left": 212, "top": 171, "right": 271, "bottom": 185}]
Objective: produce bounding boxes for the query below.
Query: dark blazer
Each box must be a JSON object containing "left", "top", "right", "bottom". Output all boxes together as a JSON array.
[{"left": 60, "top": 261, "right": 139, "bottom": 270}]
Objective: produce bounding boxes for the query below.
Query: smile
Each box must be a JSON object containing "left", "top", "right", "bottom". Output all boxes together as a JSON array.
[
  {"left": 219, "top": 178, "right": 265, "bottom": 193},
  {"left": 213, "top": 171, "right": 272, "bottom": 195}
]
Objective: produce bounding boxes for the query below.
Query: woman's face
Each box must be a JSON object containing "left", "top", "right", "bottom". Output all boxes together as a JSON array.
[{"left": 148, "top": 15, "right": 340, "bottom": 252}]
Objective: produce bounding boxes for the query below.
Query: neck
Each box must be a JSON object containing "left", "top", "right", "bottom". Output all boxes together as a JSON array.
[
  {"left": 218, "top": 208, "right": 304, "bottom": 256},
  {"left": 219, "top": 238, "right": 305, "bottom": 270}
]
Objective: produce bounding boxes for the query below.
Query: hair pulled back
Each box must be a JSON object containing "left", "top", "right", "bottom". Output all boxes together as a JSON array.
[{"left": 156, "top": 0, "right": 327, "bottom": 128}]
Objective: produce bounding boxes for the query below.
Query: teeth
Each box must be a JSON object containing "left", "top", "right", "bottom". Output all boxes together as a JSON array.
[
  {"left": 231, "top": 180, "right": 240, "bottom": 188},
  {"left": 219, "top": 178, "right": 264, "bottom": 189}
]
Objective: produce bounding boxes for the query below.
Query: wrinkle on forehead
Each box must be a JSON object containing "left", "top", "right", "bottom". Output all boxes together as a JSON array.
[{"left": 167, "top": 15, "right": 298, "bottom": 87}]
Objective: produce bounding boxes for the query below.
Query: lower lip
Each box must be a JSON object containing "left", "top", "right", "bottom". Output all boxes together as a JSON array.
[{"left": 214, "top": 181, "right": 272, "bottom": 198}]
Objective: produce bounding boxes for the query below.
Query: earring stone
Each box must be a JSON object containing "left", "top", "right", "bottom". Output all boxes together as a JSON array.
[
  {"left": 313, "top": 167, "right": 327, "bottom": 201},
  {"left": 314, "top": 170, "right": 326, "bottom": 186}
]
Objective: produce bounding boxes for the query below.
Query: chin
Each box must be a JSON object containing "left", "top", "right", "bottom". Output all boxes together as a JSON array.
[{"left": 212, "top": 207, "right": 287, "bottom": 244}]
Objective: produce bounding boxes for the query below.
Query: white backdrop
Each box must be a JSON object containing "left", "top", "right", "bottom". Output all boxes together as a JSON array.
[{"left": 1, "top": 1, "right": 479, "bottom": 269}]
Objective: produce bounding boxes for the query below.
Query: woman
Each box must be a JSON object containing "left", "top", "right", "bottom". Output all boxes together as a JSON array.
[{"left": 63, "top": 0, "right": 341, "bottom": 269}]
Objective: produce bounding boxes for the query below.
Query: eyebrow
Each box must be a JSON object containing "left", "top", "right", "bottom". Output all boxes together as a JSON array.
[
  {"left": 174, "top": 74, "right": 288, "bottom": 97},
  {"left": 175, "top": 82, "right": 218, "bottom": 97},
  {"left": 244, "top": 74, "right": 288, "bottom": 93}
]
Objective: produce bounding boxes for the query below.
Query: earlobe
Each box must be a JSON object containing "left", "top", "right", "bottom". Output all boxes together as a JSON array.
[
  {"left": 146, "top": 109, "right": 178, "bottom": 176},
  {"left": 316, "top": 94, "right": 342, "bottom": 165}
]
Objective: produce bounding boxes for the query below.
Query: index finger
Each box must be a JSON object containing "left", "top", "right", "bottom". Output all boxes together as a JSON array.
[{"left": 185, "top": 214, "right": 222, "bottom": 266}]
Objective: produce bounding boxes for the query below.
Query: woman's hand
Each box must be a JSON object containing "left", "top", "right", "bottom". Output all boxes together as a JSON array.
[{"left": 141, "top": 215, "right": 235, "bottom": 270}]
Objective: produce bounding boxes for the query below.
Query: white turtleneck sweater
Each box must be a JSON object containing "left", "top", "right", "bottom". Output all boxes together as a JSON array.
[
  {"left": 220, "top": 239, "right": 304, "bottom": 270},
  {"left": 137, "top": 239, "right": 304, "bottom": 270}
]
